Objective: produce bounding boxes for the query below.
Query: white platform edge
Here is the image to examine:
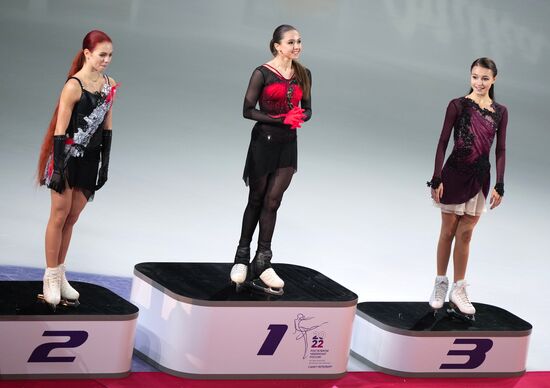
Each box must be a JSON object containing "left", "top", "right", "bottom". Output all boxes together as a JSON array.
[
  {"left": 351, "top": 309, "right": 531, "bottom": 377},
  {"left": 0, "top": 318, "right": 138, "bottom": 378}
]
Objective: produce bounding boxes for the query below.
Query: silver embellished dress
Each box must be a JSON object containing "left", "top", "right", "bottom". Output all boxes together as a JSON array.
[{"left": 43, "top": 76, "right": 117, "bottom": 200}]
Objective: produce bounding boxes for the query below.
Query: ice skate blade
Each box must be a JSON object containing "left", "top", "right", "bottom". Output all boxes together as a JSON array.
[
  {"left": 429, "top": 302, "right": 444, "bottom": 316},
  {"left": 38, "top": 294, "right": 80, "bottom": 309},
  {"left": 233, "top": 282, "right": 246, "bottom": 293},
  {"left": 61, "top": 298, "right": 80, "bottom": 307},
  {"left": 37, "top": 293, "right": 57, "bottom": 311},
  {"left": 249, "top": 279, "right": 284, "bottom": 296},
  {"left": 230, "top": 276, "right": 247, "bottom": 286},
  {"left": 447, "top": 304, "right": 475, "bottom": 322}
]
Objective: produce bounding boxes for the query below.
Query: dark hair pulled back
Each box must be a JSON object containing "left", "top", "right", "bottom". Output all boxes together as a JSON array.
[{"left": 270, "top": 24, "right": 311, "bottom": 99}]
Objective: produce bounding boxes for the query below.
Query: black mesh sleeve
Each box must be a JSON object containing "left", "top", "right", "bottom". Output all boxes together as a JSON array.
[
  {"left": 243, "top": 69, "right": 284, "bottom": 124},
  {"left": 301, "top": 69, "right": 312, "bottom": 122}
]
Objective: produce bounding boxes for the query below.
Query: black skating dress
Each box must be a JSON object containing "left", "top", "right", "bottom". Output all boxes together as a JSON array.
[
  {"left": 242, "top": 64, "right": 312, "bottom": 184},
  {"left": 43, "top": 76, "right": 117, "bottom": 200}
]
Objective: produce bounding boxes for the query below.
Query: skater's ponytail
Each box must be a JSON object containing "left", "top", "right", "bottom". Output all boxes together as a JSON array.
[
  {"left": 37, "top": 30, "right": 112, "bottom": 185},
  {"left": 270, "top": 24, "right": 311, "bottom": 100}
]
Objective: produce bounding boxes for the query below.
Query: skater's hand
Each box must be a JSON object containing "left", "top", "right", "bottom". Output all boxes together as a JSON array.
[
  {"left": 490, "top": 189, "right": 502, "bottom": 209},
  {"left": 95, "top": 166, "right": 108, "bottom": 190},
  {"left": 269, "top": 112, "right": 300, "bottom": 128},
  {"left": 431, "top": 183, "right": 444, "bottom": 203},
  {"left": 283, "top": 107, "right": 306, "bottom": 130},
  {"left": 48, "top": 171, "right": 66, "bottom": 194},
  {"left": 269, "top": 108, "right": 306, "bottom": 130}
]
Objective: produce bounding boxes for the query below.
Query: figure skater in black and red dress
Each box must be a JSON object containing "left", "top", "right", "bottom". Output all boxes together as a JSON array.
[
  {"left": 36, "top": 30, "right": 119, "bottom": 310},
  {"left": 427, "top": 58, "right": 508, "bottom": 321},
  {"left": 230, "top": 24, "right": 312, "bottom": 295}
]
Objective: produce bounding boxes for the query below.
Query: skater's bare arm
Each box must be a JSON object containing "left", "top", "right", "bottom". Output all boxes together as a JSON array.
[{"left": 54, "top": 80, "right": 82, "bottom": 136}]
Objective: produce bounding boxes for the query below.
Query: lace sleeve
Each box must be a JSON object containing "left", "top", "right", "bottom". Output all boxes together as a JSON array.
[
  {"left": 432, "top": 100, "right": 459, "bottom": 179},
  {"left": 495, "top": 105, "right": 508, "bottom": 184},
  {"left": 243, "top": 69, "right": 284, "bottom": 124}
]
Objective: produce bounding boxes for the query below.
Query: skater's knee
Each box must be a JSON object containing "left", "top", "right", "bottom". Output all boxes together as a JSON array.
[
  {"left": 49, "top": 208, "right": 70, "bottom": 228},
  {"left": 456, "top": 229, "right": 474, "bottom": 244},
  {"left": 64, "top": 212, "right": 80, "bottom": 227},
  {"left": 247, "top": 193, "right": 263, "bottom": 209},
  {"left": 263, "top": 195, "right": 282, "bottom": 213},
  {"left": 439, "top": 228, "right": 456, "bottom": 242}
]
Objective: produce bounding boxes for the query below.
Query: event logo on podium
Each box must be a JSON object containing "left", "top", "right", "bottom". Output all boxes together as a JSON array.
[{"left": 292, "top": 313, "right": 331, "bottom": 368}]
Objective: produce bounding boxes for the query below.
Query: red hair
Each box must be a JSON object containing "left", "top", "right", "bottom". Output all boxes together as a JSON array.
[{"left": 37, "top": 30, "right": 112, "bottom": 184}]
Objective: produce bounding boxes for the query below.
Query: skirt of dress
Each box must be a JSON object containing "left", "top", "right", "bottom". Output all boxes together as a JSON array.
[
  {"left": 66, "top": 147, "right": 101, "bottom": 201},
  {"left": 434, "top": 190, "right": 486, "bottom": 216},
  {"left": 242, "top": 125, "right": 297, "bottom": 185}
]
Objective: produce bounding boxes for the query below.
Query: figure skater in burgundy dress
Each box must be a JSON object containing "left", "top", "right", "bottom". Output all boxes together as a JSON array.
[{"left": 427, "top": 58, "right": 508, "bottom": 320}]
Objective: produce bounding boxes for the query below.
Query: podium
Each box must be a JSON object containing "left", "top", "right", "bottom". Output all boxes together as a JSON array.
[
  {"left": 0, "top": 281, "right": 138, "bottom": 379},
  {"left": 130, "top": 262, "right": 357, "bottom": 379},
  {"left": 351, "top": 302, "right": 532, "bottom": 377}
]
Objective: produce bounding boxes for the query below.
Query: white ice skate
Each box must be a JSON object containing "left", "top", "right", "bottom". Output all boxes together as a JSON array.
[
  {"left": 429, "top": 275, "right": 449, "bottom": 312},
  {"left": 258, "top": 268, "right": 284, "bottom": 289},
  {"left": 448, "top": 280, "right": 476, "bottom": 321},
  {"left": 249, "top": 250, "right": 284, "bottom": 296},
  {"left": 38, "top": 266, "right": 61, "bottom": 311},
  {"left": 230, "top": 246, "right": 250, "bottom": 287},
  {"left": 59, "top": 263, "right": 80, "bottom": 306},
  {"left": 230, "top": 264, "right": 248, "bottom": 285}
]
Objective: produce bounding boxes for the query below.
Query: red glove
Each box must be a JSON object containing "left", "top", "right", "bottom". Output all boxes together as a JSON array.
[
  {"left": 284, "top": 107, "right": 306, "bottom": 129},
  {"left": 270, "top": 107, "right": 306, "bottom": 130}
]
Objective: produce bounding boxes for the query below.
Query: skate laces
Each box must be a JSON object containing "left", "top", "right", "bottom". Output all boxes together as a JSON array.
[
  {"left": 52, "top": 274, "right": 61, "bottom": 287},
  {"left": 454, "top": 283, "right": 472, "bottom": 305},
  {"left": 434, "top": 280, "right": 448, "bottom": 300},
  {"left": 46, "top": 268, "right": 60, "bottom": 283}
]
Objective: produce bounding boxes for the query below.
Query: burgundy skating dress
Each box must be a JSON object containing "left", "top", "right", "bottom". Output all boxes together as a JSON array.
[
  {"left": 432, "top": 97, "right": 508, "bottom": 216},
  {"left": 242, "top": 64, "right": 312, "bottom": 185}
]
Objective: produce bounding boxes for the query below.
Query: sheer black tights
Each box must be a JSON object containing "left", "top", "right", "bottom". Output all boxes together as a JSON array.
[{"left": 238, "top": 167, "right": 294, "bottom": 251}]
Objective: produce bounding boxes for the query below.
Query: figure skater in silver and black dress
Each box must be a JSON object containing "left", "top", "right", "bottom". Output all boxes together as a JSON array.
[{"left": 37, "top": 30, "right": 119, "bottom": 310}]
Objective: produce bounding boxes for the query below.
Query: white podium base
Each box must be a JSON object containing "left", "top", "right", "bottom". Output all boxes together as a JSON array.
[
  {"left": 351, "top": 302, "right": 532, "bottom": 377},
  {"left": 131, "top": 262, "right": 358, "bottom": 379},
  {"left": 0, "top": 281, "right": 138, "bottom": 379}
]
